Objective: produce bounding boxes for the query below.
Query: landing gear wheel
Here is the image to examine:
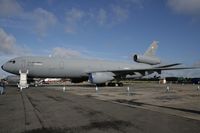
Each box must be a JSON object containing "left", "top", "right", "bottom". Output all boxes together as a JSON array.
[
  {"left": 118, "top": 83, "right": 123, "bottom": 86},
  {"left": 107, "top": 83, "right": 115, "bottom": 86}
]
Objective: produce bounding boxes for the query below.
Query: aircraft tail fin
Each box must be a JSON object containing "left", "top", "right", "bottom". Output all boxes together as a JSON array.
[
  {"left": 133, "top": 41, "right": 160, "bottom": 65},
  {"left": 144, "top": 41, "right": 158, "bottom": 57}
]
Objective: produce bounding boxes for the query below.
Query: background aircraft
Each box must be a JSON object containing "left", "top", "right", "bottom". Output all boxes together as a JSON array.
[{"left": 1, "top": 41, "right": 195, "bottom": 87}]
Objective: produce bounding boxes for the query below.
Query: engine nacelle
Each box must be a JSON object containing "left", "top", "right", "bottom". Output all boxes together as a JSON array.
[
  {"left": 134, "top": 54, "right": 161, "bottom": 65},
  {"left": 89, "top": 72, "right": 114, "bottom": 84}
]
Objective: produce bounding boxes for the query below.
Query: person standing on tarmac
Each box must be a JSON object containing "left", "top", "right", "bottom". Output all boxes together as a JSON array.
[{"left": 0, "top": 80, "right": 6, "bottom": 95}]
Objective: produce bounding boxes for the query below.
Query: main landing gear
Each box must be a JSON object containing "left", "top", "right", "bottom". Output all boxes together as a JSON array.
[
  {"left": 96, "top": 82, "right": 124, "bottom": 87},
  {"left": 107, "top": 82, "right": 123, "bottom": 87}
]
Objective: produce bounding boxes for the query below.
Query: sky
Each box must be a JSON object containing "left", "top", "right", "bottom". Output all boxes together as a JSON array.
[{"left": 0, "top": 0, "right": 200, "bottom": 78}]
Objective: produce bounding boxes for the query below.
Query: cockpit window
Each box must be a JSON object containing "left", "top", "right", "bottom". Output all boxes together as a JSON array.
[{"left": 8, "top": 60, "right": 15, "bottom": 64}]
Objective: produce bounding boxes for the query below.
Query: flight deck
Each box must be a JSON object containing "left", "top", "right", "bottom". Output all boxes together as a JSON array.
[{"left": 0, "top": 83, "right": 200, "bottom": 133}]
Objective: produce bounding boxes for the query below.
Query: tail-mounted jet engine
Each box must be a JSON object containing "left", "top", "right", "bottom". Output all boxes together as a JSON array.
[{"left": 133, "top": 54, "right": 161, "bottom": 65}]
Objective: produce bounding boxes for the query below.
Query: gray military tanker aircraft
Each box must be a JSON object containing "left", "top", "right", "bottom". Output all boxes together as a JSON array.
[{"left": 1, "top": 41, "right": 196, "bottom": 88}]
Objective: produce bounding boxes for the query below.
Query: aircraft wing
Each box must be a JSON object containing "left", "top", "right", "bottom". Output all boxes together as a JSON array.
[
  {"left": 111, "top": 66, "right": 197, "bottom": 72},
  {"left": 113, "top": 66, "right": 199, "bottom": 76},
  {"left": 88, "top": 66, "right": 199, "bottom": 77}
]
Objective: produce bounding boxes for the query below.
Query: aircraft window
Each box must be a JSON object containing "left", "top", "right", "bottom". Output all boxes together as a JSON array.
[{"left": 8, "top": 60, "right": 16, "bottom": 64}]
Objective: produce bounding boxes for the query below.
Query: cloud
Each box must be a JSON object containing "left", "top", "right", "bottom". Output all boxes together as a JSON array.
[
  {"left": 193, "top": 61, "right": 200, "bottom": 67},
  {"left": 97, "top": 9, "right": 107, "bottom": 25},
  {"left": 0, "top": 27, "right": 30, "bottom": 56},
  {"left": 0, "top": 0, "right": 22, "bottom": 17},
  {"left": 0, "top": 27, "right": 17, "bottom": 55},
  {"left": 161, "top": 61, "right": 200, "bottom": 78},
  {"left": 52, "top": 47, "right": 81, "bottom": 58},
  {"left": 187, "top": 61, "right": 200, "bottom": 77},
  {"left": 111, "top": 5, "right": 129, "bottom": 23},
  {"left": 65, "top": 8, "right": 85, "bottom": 23},
  {"left": 167, "top": 0, "right": 200, "bottom": 16},
  {"left": 65, "top": 8, "right": 85, "bottom": 33},
  {"left": 33, "top": 8, "right": 57, "bottom": 36},
  {"left": 63, "top": 0, "right": 144, "bottom": 34},
  {"left": 0, "top": 0, "right": 57, "bottom": 37},
  {"left": 0, "top": 1, "right": 141, "bottom": 35},
  {"left": 124, "top": 0, "right": 144, "bottom": 8},
  {"left": 64, "top": 5, "right": 131, "bottom": 33}
]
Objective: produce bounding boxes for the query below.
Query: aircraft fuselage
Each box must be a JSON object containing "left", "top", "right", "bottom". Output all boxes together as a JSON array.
[{"left": 2, "top": 56, "right": 150, "bottom": 78}]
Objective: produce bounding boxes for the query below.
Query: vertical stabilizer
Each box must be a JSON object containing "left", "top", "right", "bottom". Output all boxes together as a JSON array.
[
  {"left": 133, "top": 41, "right": 161, "bottom": 65},
  {"left": 144, "top": 41, "right": 158, "bottom": 57}
]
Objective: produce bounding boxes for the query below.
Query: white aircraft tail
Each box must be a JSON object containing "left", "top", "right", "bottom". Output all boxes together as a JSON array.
[{"left": 144, "top": 41, "right": 158, "bottom": 57}]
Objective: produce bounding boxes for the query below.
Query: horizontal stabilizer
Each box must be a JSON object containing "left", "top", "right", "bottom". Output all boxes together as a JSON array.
[{"left": 155, "top": 63, "right": 182, "bottom": 68}]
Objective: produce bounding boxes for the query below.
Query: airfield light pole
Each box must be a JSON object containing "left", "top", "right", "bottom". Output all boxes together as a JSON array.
[
  {"left": 95, "top": 85, "right": 98, "bottom": 94},
  {"left": 63, "top": 80, "right": 66, "bottom": 92},
  {"left": 166, "top": 86, "right": 170, "bottom": 92},
  {"left": 127, "top": 86, "right": 130, "bottom": 96},
  {"left": 63, "top": 86, "right": 66, "bottom": 92}
]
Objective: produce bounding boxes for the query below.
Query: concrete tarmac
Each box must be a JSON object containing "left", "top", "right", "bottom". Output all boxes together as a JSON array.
[{"left": 0, "top": 85, "right": 200, "bottom": 133}]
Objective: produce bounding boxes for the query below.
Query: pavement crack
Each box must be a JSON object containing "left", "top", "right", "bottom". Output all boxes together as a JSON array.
[
  {"left": 45, "top": 95, "right": 65, "bottom": 102},
  {"left": 115, "top": 99, "right": 200, "bottom": 115},
  {"left": 25, "top": 93, "right": 45, "bottom": 128},
  {"left": 20, "top": 92, "right": 28, "bottom": 130}
]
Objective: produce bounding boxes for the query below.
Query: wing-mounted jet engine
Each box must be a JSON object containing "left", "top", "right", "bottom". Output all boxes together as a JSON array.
[
  {"left": 133, "top": 41, "right": 161, "bottom": 65},
  {"left": 89, "top": 72, "right": 114, "bottom": 84}
]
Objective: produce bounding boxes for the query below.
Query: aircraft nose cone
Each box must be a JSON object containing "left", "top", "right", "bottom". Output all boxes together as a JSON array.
[{"left": 1, "top": 65, "right": 4, "bottom": 70}]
